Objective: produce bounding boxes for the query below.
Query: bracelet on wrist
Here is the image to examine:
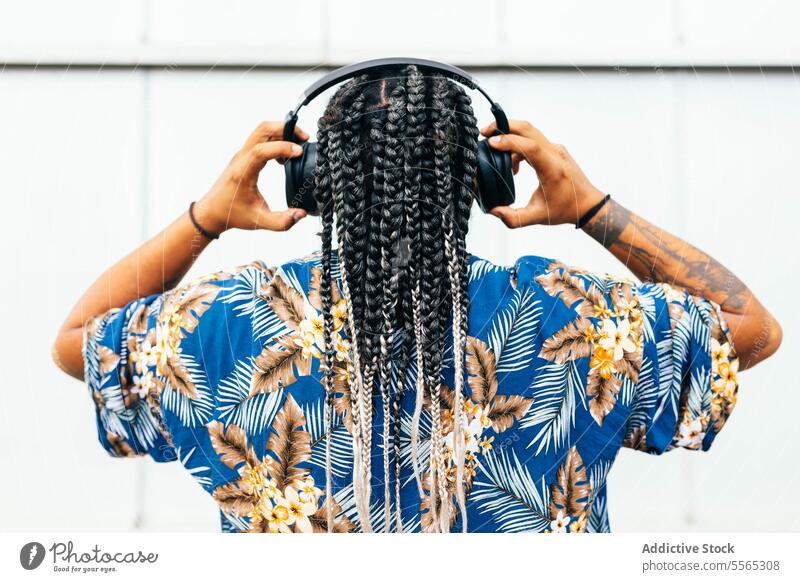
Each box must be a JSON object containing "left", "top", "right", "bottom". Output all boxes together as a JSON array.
[
  {"left": 576, "top": 194, "right": 611, "bottom": 229},
  {"left": 188, "top": 201, "right": 220, "bottom": 241}
]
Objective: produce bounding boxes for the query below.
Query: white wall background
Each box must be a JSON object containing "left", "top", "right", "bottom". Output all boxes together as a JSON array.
[{"left": 0, "top": 0, "right": 798, "bottom": 532}]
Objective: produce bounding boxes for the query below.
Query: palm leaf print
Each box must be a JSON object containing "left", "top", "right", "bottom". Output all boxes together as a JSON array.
[
  {"left": 399, "top": 407, "right": 432, "bottom": 484},
  {"left": 623, "top": 425, "right": 648, "bottom": 451},
  {"left": 616, "top": 348, "right": 643, "bottom": 384},
  {"left": 153, "top": 282, "right": 222, "bottom": 422},
  {"left": 212, "top": 481, "right": 258, "bottom": 517},
  {"left": 368, "top": 497, "right": 420, "bottom": 533},
  {"left": 128, "top": 301, "right": 150, "bottom": 336},
  {"left": 251, "top": 335, "right": 313, "bottom": 396},
  {"left": 336, "top": 483, "right": 417, "bottom": 533},
  {"left": 207, "top": 397, "right": 352, "bottom": 533},
  {"left": 160, "top": 353, "right": 214, "bottom": 427},
  {"left": 303, "top": 399, "right": 353, "bottom": 478},
  {"left": 686, "top": 366, "right": 710, "bottom": 419},
  {"left": 586, "top": 368, "right": 621, "bottom": 426},
  {"left": 95, "top": 383, "right": 131, "bottom": 438},
  {"left": 97, "top": 346, "right": 120, "bottom": 375},
  {"left": 586, "top": 494, "right": 610, "bottom": 533},
  {"left": 468, "top": 257, "right": 508, "bottom": 283},
  {"left": 207, "top": 420, "right": 259, "bottom": 471},
  {"left": 466, "top": 337, "right": 498, "bottom": 404},
  {"left": 143, "top": 378, "right": 172, "bottom": 445},
  {"left": 266, "top": 394, "right": 311, "bottom": 489},
  {"left": 472, "top": 448, "right": 551, "bottom": 532},
  {"left": 176, "top": 446, "right": 212, "bottom": 489},
  {"left": 216, "top": 358, "right": 283, "bottom": 432},
  {"left": 307, "top": 266, "right": 341, "bottom": 310},
  {"left": 549, "top": 447, "right": 592, "bottom": 520},
  {"left": 261, "top": 273, "right": 306, "bottom": 330},
  {"left": 161, "top": 354, "right": 200, "bottom": 399},
  {"left": 163, "top": 281, "right": 223, "bottom": 336},
  {"left": 625, "top": 355, "right": 657, "bottom": 435},
  {"left": 127, "top": 400, "right": 162, "bottom": 452},
  {"left": 105, "top": 431, "right": 136, "bottom": 457},
  {"left": 635, "top": 284, "right": 662, "bottom": 343},
  {"left": 540, "top": 319, "right": 593, "bottom": 364},
  {"left": 537, "top": 269, "right": 604, "bottom": 318},
  {"left": 690, "top": 298, "right": 712, "bottom": 349},
  {"left": 486, "top": 287, "right": 542, "bottom": 373},
  {"left": 521, "top": 362, "right": 584, "bottom": 454},
  {"left": 219, "top": 264, "right": 285, "bottom": 340},
  {"left": 588, "top": 460, "right": 612, "bottom": 498},
  {"left": 488, "top": 394, "right": 534, "bottom": 433},
  {"left": 220, "top": 511, "right": 250, "bottom": 533},
  {"left": 650, "top": 336, "right": 676, "bottom": 426},
  {"left": 585, "top": 461, "right": 612, "bottom": 532},
  {"left": 667, "top": 309, "right": 692, "bottom": 413},
  {"left": 308, "top": 497, "right": 355, "bottom": 533}
]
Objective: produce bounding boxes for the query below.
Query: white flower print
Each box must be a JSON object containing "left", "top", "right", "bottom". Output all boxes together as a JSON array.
[
  {"left": 675, "top": 417, "right": 706, "bottom": 449},
  {"left": 131, "top": 371, "right": 155, "bottom": 398},
  {"left": 598, "top": 318, "right": 636, "bottom": 361},
  {"left": 549, "top": 510, "right": 571, "bottom": 533},
  {"left": 283, "top": 486, "right": 317, "bottom": 533}
]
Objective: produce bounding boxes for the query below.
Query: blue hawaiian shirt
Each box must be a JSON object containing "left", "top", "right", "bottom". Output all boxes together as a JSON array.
[{"left": 82, "top": 252, "right": 739, "bottom": 533}]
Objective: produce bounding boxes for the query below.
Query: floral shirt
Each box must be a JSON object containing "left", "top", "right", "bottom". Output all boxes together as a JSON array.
[{"left": 82, "top": 252, "right": 739, "bottom": 533}]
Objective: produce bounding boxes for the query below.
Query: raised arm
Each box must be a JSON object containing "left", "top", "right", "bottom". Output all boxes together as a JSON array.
[
  {"left": 52, "top": 122, "right": 308, "bottom": 380},
  {"left": 484, "top": 119, "right": 782, "bottom": 370}
]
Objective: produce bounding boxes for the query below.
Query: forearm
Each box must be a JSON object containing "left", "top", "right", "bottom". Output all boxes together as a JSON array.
[
  {"left": 53, "top": 204, "right": 215, "bottom": 379},
  {"left": 581, "top": 199, "right": 781, "bottom": 368}
]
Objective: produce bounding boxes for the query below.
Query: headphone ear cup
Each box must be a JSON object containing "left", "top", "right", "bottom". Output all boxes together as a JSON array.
[
  {"left": 284, "top": 142, "right": 319, "bottom": 216},
  {"left": 475, "top": 139, "right": 515, "bottom": 213}
]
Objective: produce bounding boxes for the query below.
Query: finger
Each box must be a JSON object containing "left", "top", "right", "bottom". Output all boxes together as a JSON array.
[
  {"left": 257, "top": 209, "right": 308, "bottom": 232},
  {"left": 481, "top": 119, "right": 549, "bottom": 142},
  {"left": 511, "top": 153, "right": 522, "bottom": 175},
  {"left": 244, "top": 121, "right": 282, "bottom": 149},
  {"left": 287, "top": 125, "right": 310, "bottom": 142},
  {"left": 489, "top": 199, "right": 548, "bottom": 229},
  {"left": 244, "top": 122, "right": 308, "bottom": 150},
  {"left": 489, "top": 187, "right": 549, "bottom": 229},
  {"left": 247, "top": 141, "right": 303, "bottom": 170},
  {"left": 487, "top": 134, "right": 550, "bottom": 168},
  {"left": 506, "top": 119, "right": 549, "bottom": 141}
]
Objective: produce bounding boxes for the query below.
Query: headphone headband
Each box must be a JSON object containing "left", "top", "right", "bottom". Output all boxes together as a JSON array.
[{"left": 283, "top": 57, "right": 508, "bottom": 141}]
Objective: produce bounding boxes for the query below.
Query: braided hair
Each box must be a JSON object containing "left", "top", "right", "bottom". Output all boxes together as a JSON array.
[{"left": 314, "top": 65, "right": 478, "bottom": 532}]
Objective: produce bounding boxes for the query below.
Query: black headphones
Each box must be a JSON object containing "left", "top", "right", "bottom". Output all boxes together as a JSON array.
[{"left": 282, "top": 57, "right": 515, "bottom": 216}]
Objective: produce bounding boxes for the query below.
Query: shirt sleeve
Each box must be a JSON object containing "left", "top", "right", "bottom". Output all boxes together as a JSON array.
[
  {"left": 81, "top": 263, "right": 253, "bottom": 461},
  {"left": 621, "top": 279, "right": 740, "bottom": 454},
  {"left": 82, "top": 293, "right": 176, "bottom": 460}
]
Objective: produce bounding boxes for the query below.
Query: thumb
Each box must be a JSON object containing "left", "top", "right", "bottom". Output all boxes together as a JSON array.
[
  {"left": 257, "top": 208, "right": 307, "bottom": 232},
  {"left": 490, "top": 191, "right": 549, "bottom": 229},
  {"left": 489, "top": 206, "right": 525, "bottom": 229}
]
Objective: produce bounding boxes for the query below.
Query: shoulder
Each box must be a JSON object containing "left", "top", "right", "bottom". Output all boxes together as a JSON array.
[
  {"left": 169, "top": 253, "right": 326, "bottom": 308},
  {"left": 466, "top": 253, "right": 564, "bottom": 291}
]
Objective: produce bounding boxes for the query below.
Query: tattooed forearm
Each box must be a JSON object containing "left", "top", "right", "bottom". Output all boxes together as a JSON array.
[
  {"left": 582, "top": 199, "right": 750, "bottom": 313},
  {"left": 581, "top": 197, "right": 632, "bottom": 250}
]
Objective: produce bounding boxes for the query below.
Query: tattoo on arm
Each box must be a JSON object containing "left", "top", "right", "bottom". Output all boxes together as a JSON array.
[{"left": 582, "top": 199, "right": 750, "bottom": 313}]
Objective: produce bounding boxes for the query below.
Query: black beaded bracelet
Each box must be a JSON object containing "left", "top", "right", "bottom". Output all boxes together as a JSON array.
[
  {"left": 188, "top": 201, "right": 220, "bottom": 240},
  {"left": 575, "top": 194, "right": 611, "bottom": 229}
]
